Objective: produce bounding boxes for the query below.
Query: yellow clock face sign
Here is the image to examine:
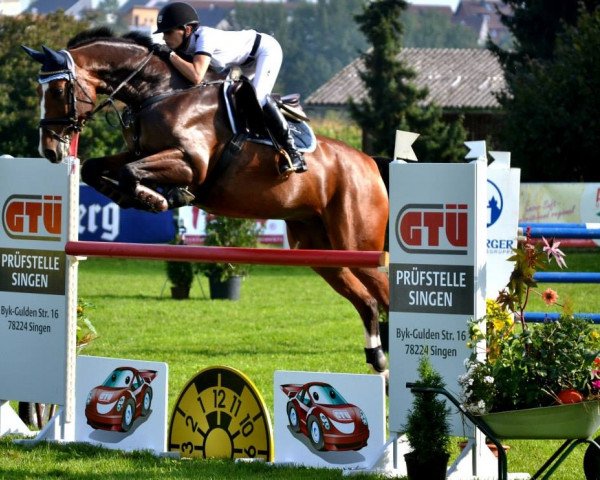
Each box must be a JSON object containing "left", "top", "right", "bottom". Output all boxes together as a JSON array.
[{"left": 168, "top": 366, "right": 273, "bottom": 461}]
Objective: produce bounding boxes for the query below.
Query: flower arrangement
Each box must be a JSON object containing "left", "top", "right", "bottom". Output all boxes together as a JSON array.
[
  {"left": 76, "top": 298, "right": 97, "bottom": 353},
  {"left": 195, "top": 215, "right": 262, "bottom": 282},
  {"left": 459, "top": 230, "right": 600, "bottom": 415}
]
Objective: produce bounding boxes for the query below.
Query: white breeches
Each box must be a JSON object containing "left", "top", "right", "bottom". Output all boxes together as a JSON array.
[{"left": 246, "top": 33, "right": 282, "bottom": 106}]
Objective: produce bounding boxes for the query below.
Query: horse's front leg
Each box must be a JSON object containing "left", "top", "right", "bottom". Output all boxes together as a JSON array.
[
  {"left": 81, "top": 152, "right": 148, "bottom": 209},
  {"left": 118, "top": 149, "right": 195, "bottom": 212}
]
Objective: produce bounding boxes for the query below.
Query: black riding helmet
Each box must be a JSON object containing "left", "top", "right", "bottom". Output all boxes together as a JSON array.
[{"left": 154, "top": 2, "right": 199, "bottom": 34}]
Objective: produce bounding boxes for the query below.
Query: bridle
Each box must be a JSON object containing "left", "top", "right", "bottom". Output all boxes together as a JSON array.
[
  {"left": 38, "top": 50, "right": 154, "bottom": 145},
  {"left": 38, "top": 70, "right": 92, "bottom": 144}
]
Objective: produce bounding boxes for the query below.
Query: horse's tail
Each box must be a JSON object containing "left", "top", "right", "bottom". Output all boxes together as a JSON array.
[{"left": 372, "top": 156, "right": 391, "bottom": 195}]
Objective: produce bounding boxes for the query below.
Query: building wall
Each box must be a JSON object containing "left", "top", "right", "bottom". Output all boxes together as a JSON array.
[
  {"left": 0, "top": 0, "right": 29, "bottom": 15},
  {"left": 125, "top": 6, "right": 158, "bottom": 30}
]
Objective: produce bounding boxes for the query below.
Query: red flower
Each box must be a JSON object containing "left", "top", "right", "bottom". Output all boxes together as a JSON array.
[{"left": 542, "top": 288, "right": 558, "bottom": 306}]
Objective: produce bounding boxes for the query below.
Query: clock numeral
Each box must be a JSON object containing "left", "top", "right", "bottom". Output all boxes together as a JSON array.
[
  {"left": 244, "top": 445, "right": 256, "bottom": 458},
  {"left": 239, "top": 413, "right": 254, "bottom": 437},
  {"left": 197, "top": 394, "right": 206, "bottom": 413},
  {"left": 213, "top": 388, "right": 226, "bottom": 409},
  {"left": 181, "top": 441, "right": 194, "bottom": 454},
  {"left": 185, "top": 415, "right": 198, "bottom": 432},
  {"left": 229, "top": 394, "right": 241, "bottom": 417}
]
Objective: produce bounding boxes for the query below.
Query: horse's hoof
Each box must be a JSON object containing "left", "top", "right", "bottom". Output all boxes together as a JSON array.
[
  {"left": 134, "top": 185, "right": 168, "bottom": 212},
  {"left": 364, "top": 346, "right": 387, "bottom": 373},
  {"left": 165, "top": 186, "right": 195, "bottom": 208}
]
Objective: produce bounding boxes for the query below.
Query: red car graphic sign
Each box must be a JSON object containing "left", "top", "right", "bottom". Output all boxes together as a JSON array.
[
  {"left": 281, "top": 382, "right": 369, "bottom": 451},
  {"left": 85, "top": 366, "right": 157, "bottom": 432}
]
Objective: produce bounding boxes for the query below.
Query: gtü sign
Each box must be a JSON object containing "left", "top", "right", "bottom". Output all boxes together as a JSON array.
[
  {"left": 395, "top": 203, "right": 468, "bottom": 255},
  {"left": 2, "top": 194, "right": 62, "bottom": 241}
]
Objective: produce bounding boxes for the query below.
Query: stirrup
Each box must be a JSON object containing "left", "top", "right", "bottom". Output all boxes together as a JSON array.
[
  {"left": 277, "top": 150, "right": 294, "bottom": 177},
  {"left": 277, "top": 151, "right": 307, "bottom": 177}
]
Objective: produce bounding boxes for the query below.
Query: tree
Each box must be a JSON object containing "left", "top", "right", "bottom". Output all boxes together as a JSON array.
[
  {"left": 82, "top": 0, "right": 129, "bottom": 33},
  {"left": 403, "top": 8, "right": 479, "bottom": 48},
  {"left": 0, "top": 12, "right": 123, "bottom": 159},
  {"left": 231, "top": 0, "right": 366, "bottom": 98},
  {"left": 490, "top": 0, "right": 599, "bottom": 71},
  {"left": 493, "top": 7, "right": 600, "bottom": 180},
  {"left": 490, "top": 0, "right": 600, "bottom": 180},
  {"left": 350, "top": 0, "right": 466, "bottom": 161},
  {"left": 282, "top": 0, "right": 367, "bottom": 98}
]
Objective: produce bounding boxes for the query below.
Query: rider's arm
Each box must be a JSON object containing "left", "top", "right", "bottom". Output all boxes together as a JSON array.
[{"left": 170, "top": 53, "right": 210, "bottom": 85}]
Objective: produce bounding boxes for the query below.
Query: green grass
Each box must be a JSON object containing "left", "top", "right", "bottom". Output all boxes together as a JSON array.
[
  {"left": 2, "top": 251, "right": 600, "bottom": 479},
  {"left": 76, "top": 260, "right": 368, "bottom": 411}
]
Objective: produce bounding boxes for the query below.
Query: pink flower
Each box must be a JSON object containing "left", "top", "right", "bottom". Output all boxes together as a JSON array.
[
  {"left": 542, "top": 237, "right": 567, "bottom": 269},
  {"left": 592, "top": 379, "right": 600, "bottom": 390},
  {"left": 542, "top": 288, "right": 558, "bottom": 305}
]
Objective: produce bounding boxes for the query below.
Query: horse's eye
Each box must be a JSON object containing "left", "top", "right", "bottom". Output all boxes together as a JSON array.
[{"left": 51, "top": 88, "right": 65, "bottom": 97}]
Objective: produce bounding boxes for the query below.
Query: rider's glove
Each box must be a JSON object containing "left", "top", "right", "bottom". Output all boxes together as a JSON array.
[{"left": 152, "top": 44, "right": 173, "bottom": 61}]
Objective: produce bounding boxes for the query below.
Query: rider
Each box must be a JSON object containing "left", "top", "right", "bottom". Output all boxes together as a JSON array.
[{"left": 153, "top": 1, "right": 307, "bottom": 176}]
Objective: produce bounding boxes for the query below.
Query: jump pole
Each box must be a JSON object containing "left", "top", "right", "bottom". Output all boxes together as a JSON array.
[{"left": 65, "top": 241, "right": 388, "bottom": 269}]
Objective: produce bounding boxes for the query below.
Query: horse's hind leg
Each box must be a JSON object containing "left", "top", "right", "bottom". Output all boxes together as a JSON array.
[
  {"left": 312, "top": 266, "right": 387, "bottom": 374},
  {"left": 286, "top": 220, "right": 387, "bottom": 373}
]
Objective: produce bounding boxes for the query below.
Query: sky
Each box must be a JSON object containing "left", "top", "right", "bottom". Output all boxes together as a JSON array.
[{"left": 408, "top": 0, "right": 460, "bottom": 11}]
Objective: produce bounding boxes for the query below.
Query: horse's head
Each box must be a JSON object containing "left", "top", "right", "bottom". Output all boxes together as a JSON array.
[{"left": 22, "top": 45, "right": 96, "bottom": 163}]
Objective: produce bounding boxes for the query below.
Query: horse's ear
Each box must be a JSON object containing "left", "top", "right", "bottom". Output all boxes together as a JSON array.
[
  {"left": 42, "top": 45, "right": 66, "bottom": 67},
  {"left": 21, "top": 45, "right": 45, "bottom": 64}
]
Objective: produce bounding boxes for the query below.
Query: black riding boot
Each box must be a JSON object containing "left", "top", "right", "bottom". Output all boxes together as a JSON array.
[{"left": 262, "top": 95, "right": 308, "bottom": 176}]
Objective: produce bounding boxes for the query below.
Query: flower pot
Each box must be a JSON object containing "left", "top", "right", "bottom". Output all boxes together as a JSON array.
[
  {"left": 404, "top": 451, "right": 449, "bottom": 480},
  {"left": 209, "top": 275, "right": 242, "bottom": 300},
  {"left": 170, "top": 285, "right": 190, "bottom": 299},
  {"left": 478, "top": 400, "right": 600, "bottom": 439}
]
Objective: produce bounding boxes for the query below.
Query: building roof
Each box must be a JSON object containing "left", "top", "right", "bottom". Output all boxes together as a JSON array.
[
  {"left": 306, "top": 48, "right": 505, "bottom": 110},
  {"left": 25, "top": 0, "right": 80, "bottom": 14}
]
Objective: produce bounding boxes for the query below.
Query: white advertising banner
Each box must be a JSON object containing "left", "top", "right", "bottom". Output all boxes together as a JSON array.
[
  {"left": 520, "top": 183, "right": 600, "bottom": 246},
  {"left": 0, "top": 157, "right": 79, "bottom": 406},
  {"left": 274, "top": 370, "right": 385, "bottom": 469},
  {"left": 486, "top": 162, "right": 521, "bottom": 299},
  {"left": 178, "top": 206, "right": 287, "bottom": 245},
  {"left": 388, "top": 161, "right": 487, "bottom": 434},
  {"left": 75, "top": 356, "right": 168, "bottom": 453}
]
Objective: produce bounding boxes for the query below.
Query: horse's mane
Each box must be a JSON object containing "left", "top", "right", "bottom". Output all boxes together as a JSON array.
[{"left": 67, "top": 27, "right": 153, "bottom": 51}]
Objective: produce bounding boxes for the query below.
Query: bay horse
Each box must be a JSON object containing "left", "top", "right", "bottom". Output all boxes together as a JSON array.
[{"left": 23, "top": 28, "right": 390, "bottom": 374}]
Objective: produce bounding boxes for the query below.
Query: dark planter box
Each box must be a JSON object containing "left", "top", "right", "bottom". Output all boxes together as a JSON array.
[
  {"left": 209, "top": 275, "right": 242, "bottom": 300},
  {"left": 170, "top": 285, "right": 190, "bottom": 299},
  {"left": 404, "top": 451, "right": 449, "bottom": 480}
]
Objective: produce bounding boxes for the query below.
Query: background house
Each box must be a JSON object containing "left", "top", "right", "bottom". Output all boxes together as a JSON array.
[
  {"left": 453, "top": 0, "right": 512, "bottom": 46},
  {"left": 305, "top": 47, "right": 505, "bottom": 144}
]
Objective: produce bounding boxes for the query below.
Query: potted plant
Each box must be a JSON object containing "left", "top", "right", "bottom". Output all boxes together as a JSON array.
[
  {"left": 165, "top": 233, "right": 194, "bottom": 299},
  {"left": 404, "top": 356, "right": 452, "bottom": 480},
  {"left": 459, "top": 230, "right": 600, "bottom": 439},
  {"left": 166, "top": 260, "right": 194, "bottom": 299},
  {"left": 195, "top": 215, "right": 262, "bottom": 300}
]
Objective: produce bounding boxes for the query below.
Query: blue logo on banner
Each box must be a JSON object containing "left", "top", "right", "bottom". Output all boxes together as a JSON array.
[
  {"left": 487, "top": 180, "right": 503, "bottom": 228},
  {"left": 79, "top": 185, "right": 175, "bottom": 243}
]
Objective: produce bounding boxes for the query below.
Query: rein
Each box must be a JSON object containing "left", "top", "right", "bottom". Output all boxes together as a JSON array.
[{"left": 87, "top": 51, "right": 154, "bottom": 121}]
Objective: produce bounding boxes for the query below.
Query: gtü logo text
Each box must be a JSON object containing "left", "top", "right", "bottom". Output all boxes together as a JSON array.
[
  {"left": 2, "top": 195, "right": 62, "bottom": 241},
  {"left": 395, "top": 203, "right": 468, "bottom": 255}
]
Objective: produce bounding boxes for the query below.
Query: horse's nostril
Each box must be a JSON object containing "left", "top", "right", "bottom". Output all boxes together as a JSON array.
[{"left": 44, "top": 149, "right": 58, "bottom": 162}]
